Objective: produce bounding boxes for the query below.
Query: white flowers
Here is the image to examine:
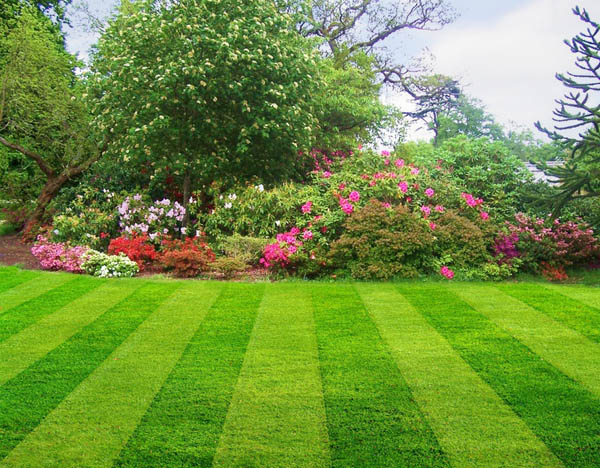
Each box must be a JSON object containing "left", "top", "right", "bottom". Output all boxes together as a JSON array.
[
  {"left": 256, "top": 184, "right": 264, "bottom": 192},
  {"left": 228, "top": 193, "right": 237, "bottom": 200},
  {"left": 275, "top": 220, "right": 281, "bottom": 226},
  {"left": 224, "top": 202, "right": 233, "bottom": 209}
]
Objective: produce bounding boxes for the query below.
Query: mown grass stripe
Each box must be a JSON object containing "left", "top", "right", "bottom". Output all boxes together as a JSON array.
[
  {"left": 1, "top": 282, "right": 220, "bottom": 468},
  {"left": 0, "top": 282, "right": 178, "bottom": 460},
  {"left": 496, "top": 283, "right": 600, "bottom": 344},
  {"left": 213, "top": 284, "right": 330, "bottom": 468},
  {"left": 0, "top": 276, "right": 102, "bottom": 343},
  {"left": 543, "top": 283, "right": 600, "bottom": 311},
  {"left": 0, "top": 279, "right": 143, "bottom": 387},
  {"left": 0, "top": 268, "right": 40, "bottom": 295},
  {"left": 311, "top": 284, "right": 449, "bottom": 468},
  {"left": 398, "top": 284, "right": 600, "bottom": 468},
  {"left": 452, "top": 283, "right": 600, "bottom": 397},
  {"left": 357, "top": 283, "right": 562, "bottom": 468},
  {"left": 0, "top": 272, "right": 72, "bottom": 312},
  {"left": 113, "top": 283, "right": 264, "bottom": 468}
]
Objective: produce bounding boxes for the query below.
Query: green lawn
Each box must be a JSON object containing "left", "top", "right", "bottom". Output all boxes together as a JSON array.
[{"left": 0, "top": 266, "right": 599, "bottom": 467}]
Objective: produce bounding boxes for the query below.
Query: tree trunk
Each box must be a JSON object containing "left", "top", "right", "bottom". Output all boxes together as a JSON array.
[
  {"left": 22, "top": 174, "right": 69, "bottom": 239},
  {"left": 181, "top": 167, "right": 192, "bottom": 236}
]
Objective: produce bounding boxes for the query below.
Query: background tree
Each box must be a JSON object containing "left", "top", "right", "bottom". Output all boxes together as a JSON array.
[
  {"left": 401, "top": 74, "right": 461, "bottom": 145},
  {"left": 0, "top": 8, "right": 99, "bottom": 233},
  {"left": 436, "top": 94, "right": 505, "bottom": 145},
  {"left": 535, "top": 6, "right": 600, "bottom": 214},
  {"left": 90, "top": 0, "right": 321, "bottom": 226}
]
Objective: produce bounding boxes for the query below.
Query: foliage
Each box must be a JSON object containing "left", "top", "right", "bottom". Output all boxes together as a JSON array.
[
  {"left": 0, "top": 7, "right": 100, "bottom": 233},
  {"left": 81, "top": 250, "right": 139, "bottom": 278},
  {"left": 535, "top": 7, "right": 600, "bottom": 214},
  {"left": 49, "top": 188, "right": 121, "bottom": 249},
  {"left": 436, "top": 95, "right": 505, "bottom": 145},
  {"left": 30, "top": 235, "right": 88, "bottom": 273},
  {"left": 330, "top": 199, "right": 434, "bottom": 279},
  {"left": 494, "top": 213, "right": 600, "bottom": 272},
  {"left": 401, "top": 136, "right": 533, "bottom": 219},
  {"left": 159, "top": 236, "right": 215, "bottom": 278},
  {"left": 89, "top": 0, "right": 321, "bottom": 220},
  {"left": 108, "top": 234, "right": 157, "bottom": 271},
  {"left": 312, "top": 52, "right": 402, "bottom": 151},
  {"left": 432, "top": 210, "right": 495, "bottom": 270},
  {"left": 219, "top": 234, "right": 269, "bottom": 266},
  {"left": 210, "top": 256, "right": 248, "bottom": 279}
]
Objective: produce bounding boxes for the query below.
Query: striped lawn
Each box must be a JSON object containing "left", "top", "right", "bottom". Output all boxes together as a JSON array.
[
  {"left": 0, "top": 282, "right": 179, "bottom": 459},
  {"left": 213, "top": 284, "right": 329, "bottom": 468},
  {"left": 114, "top": 283, "right": 264, "bottom": 467},
  {"left": 2, "top": 282, "right": 220, "bottom": 468},
  {"left": 451, "top": 283, "right": 600, "bottom": 397},
  {"left": 398, "top": 284, "right": 600, "bottom": 468},
  {"left": 497, "top": 283, "right": 600, "bottom": 343},
  {"left": 1, "top": 267, "right": 600, "bottom": 467},
  {"left": 311, "top": 284, "right": 449, "bottom": 467},
  {"left": 356, "top": 283, "right": 561, "bottom": 468}
]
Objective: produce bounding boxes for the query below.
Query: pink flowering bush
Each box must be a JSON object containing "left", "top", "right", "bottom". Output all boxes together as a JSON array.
[
  {"left": 494, "top": 213, "right": 600, "bottom": 272},
  {"left": 31, "top": 236, "right": 89, "bottom": 273}
]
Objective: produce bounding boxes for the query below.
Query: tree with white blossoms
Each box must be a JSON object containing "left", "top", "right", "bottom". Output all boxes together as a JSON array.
[{"left": 89, "top": 0, "right": 321, "bottom": 227}]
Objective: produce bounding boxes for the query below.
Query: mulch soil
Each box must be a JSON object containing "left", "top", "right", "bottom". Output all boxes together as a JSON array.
[{"left": 0, "top": 235, "right": 39, "bottom": 270}]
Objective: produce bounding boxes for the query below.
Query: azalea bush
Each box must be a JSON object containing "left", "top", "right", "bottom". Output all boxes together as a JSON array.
[
  {"left": 108, "top": 234, "right": 158, "bottom": 271},
  {"left": 81, "top": 250, "right": 139, "bottom": 278},
  {"left": 31, "top": 236, "right": 88, "bottom": 273},
  {"left": 159, "top": 237, "right": 216, "bottom": 278},
  {"left": 495, "top": 213, "right": 600, "bottom": 273}
]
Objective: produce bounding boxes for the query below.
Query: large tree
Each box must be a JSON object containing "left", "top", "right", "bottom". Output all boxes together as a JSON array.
[
  {"left": 535, "top": 6, "right": 600, "bottom": 214},
  {"left": 0, "top": 8, "right": 100, "bottom": 234},
  {"left": 90, "top": 0, "right": 320, "bottom": 225}
]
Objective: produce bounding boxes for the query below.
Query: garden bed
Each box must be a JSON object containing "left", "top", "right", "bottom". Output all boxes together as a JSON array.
[{"left": 0, "top": 267, "right": 598, "bottom": 467}]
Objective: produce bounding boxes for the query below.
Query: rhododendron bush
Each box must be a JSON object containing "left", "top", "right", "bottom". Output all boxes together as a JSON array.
[{"left": 31, "top": 236, "right": 89, "bottom": 273}]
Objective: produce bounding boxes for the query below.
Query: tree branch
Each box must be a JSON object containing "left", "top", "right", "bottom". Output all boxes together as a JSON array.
[{"left": 0, "top": 135, "right": 55, "bottom": 177}]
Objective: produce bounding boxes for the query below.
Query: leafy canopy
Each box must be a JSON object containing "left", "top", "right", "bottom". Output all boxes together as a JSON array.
[{"left": 89, "top": 0, "right": 321, "bottom": 191}]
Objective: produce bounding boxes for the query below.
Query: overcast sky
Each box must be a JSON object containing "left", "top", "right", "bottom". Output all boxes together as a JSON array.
[{"left": 65, "top": 0, "right": 600, "bottom": 142}]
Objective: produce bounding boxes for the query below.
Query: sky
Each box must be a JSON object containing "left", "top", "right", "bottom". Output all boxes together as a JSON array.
[{"left": 65, "top": 0, "right": 600, "bottom": 142}]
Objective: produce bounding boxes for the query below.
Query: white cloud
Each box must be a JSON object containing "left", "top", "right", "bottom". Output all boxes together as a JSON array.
[{"left": 390, "top": 0, "right": 600, "bottom": 141}]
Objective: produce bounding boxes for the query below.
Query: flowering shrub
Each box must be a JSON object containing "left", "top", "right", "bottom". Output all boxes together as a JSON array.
[
  {"left": 49, "top": 188, "right": 121, "bottom": 249},
  {"left": 329, "top": 200, "right": 434, "bottom": 279},
  {"left": 31, "top": 236, "right": 89, "bottom": 273},
  {"left": 108, "top": 234, "right": 158, "bottom": 271},
  {"left": 81, "top": 250, "right": 139, "bottom": 278},
  {"left": 159, "top": 237, "right": 216, "bottom": 278},
  {"left": 117, "top": 194, "right": 189, "bottom": 241},
  {"left": 494, "top": 213, "right": 600, "bottom": 272}
]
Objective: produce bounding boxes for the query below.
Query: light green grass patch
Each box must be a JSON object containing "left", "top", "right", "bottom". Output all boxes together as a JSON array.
[
  {"left": 1, "top": 282, "right": 220, "bottom": 468},
  {"left": 453, "top": 283, "right": 600, "bottom": 397},
  {"left": 213, "top": 284, "right": 330, "bottom": 468},
  {"left": 358, "top": 283, "right": 562, "bottom": 468}
]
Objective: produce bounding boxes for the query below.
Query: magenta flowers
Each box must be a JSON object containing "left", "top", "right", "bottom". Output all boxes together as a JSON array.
[
  {"left": 440, "top": 266, "right": 454, "bottom": 279},
  {"left": 349, "top": 191, "right": 360, "bottom": 202},
  {"left": 425, "top": 188, "right": 435, "bottom": 198},
  {"left": 301, "top": 201, "right": 313, "bottom": 214}
]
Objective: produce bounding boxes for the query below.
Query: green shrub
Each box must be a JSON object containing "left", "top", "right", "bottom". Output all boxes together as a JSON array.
[
  {"left": 330, "top": 199, "right": 434, "bottom": 279},
  {"left": 211, "top": 256, "right": 248, "bottom": 279},
  {"left": 81, "top": 250, "right": 139, "bottom": 278},
  {"left": 220, "top": 235, "right": 269, "bottom": 265}
]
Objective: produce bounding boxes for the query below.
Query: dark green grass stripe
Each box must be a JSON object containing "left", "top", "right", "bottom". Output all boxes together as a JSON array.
[
  {"left": 311, "top": 284, "right": 449, "bottom": 468},
  {"left": 496, "top": 283, "right": 600, "bottom": 343},
  {"left": 0, "top": 282, "right": 178, "bottom": 460},
  {"left": 0, "top": 269, "right": 40, "bottom": 295},
  {"left": 0, "top": 276, "right": 102, "bottom": 343},
  {"left": 397, "top": 284, "right": 600, "bottom": 468},
  {"left": 113, "top": 283, "right": 264, "bottom": 468}
]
